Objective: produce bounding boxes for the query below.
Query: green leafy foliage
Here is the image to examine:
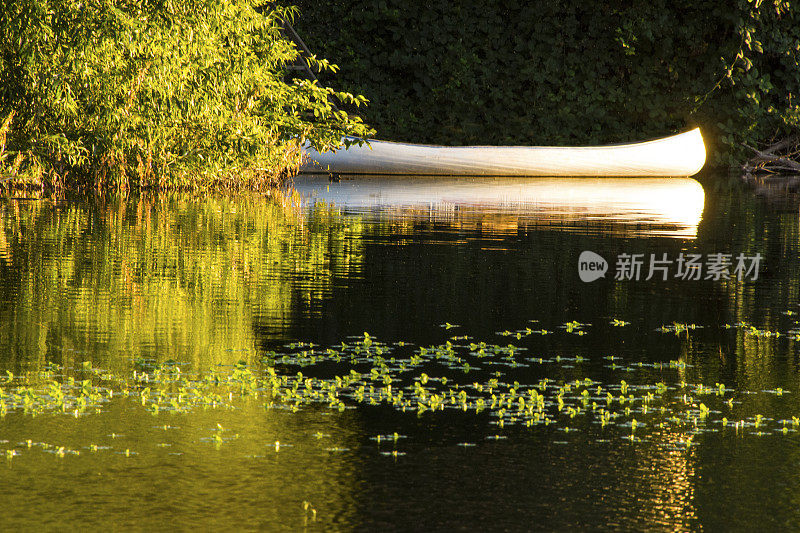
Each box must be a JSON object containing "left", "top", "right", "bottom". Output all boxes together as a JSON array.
[
  {"left": 295, "top": 0, "right": 799, "bottom": 166},
  {"left": 0, "top": 0, "right": 373, "bottom": 190}
]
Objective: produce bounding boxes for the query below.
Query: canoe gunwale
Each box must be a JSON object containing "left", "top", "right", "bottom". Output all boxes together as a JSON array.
[{"left": 332, "top": 128, "right": 700, "bottom": 151}]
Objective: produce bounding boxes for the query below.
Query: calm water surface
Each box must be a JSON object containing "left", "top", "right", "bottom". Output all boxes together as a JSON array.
[{"left": 1, "top": 175, "right": 799, "bottom": 530}]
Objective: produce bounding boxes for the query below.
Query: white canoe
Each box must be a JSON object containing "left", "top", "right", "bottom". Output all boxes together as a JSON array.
[{"left": 301, "top": 128, "right": 706, "bottom": 177}]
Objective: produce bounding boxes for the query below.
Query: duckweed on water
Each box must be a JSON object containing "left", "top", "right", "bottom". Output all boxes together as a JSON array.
[{"left": 4, "top": 320, "right": 800, "bottom": 462}]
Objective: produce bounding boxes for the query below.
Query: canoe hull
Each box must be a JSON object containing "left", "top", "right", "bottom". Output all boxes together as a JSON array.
[{"left": 301, "top": 128, "right": 706, "bottom": 177}]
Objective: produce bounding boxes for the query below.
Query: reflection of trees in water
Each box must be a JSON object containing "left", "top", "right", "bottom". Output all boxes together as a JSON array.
[
  {"left": 0, "top": 185, "right": 798, "bottom": 388},
  {"left": 0, "top": 195, "right": 365, "bottom": 371}
]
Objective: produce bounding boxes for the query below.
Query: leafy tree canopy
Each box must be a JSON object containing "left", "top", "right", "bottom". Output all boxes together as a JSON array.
[
  {"left": 295, "top": 0, "right": 799, "bottom": 167},
  {"left": 0, "top": 0, "right": 374, "bottom": 190}
]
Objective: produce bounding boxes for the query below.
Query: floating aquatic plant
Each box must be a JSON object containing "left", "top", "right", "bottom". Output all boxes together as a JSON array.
[
  {"left": 2, "top": 317, "right": 800, "bottom": 468},
  {"left": 658, "top": 322, "right": 702, "bottom": 335},
  {"left": 302, "top": 501, "right": 317, "bottom": 522}
]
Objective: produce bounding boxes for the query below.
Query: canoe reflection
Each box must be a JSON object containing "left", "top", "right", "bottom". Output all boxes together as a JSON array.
[{"left": 294, "top": 176, "right": 705, "bottom": 238}]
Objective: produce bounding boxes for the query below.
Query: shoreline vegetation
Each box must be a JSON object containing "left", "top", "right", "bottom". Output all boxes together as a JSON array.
[
  {"left": 2, "top": 2, "right": 799, "bottom": 194},
  {"left": 0, "top": 1, "right": 374, "bottom": 193},
  {"left": 296, "top": 0, "right": 799, "bottom": 173}
]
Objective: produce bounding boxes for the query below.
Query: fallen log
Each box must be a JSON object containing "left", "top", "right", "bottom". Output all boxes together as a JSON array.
[{"left": 742, "top": 138, "right": 800, "bottom": 175}]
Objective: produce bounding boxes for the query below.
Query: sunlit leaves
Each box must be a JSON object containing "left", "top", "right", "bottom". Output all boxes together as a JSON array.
[{"left": 0, "top": 0, "right": 374, "bottom": 190}]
